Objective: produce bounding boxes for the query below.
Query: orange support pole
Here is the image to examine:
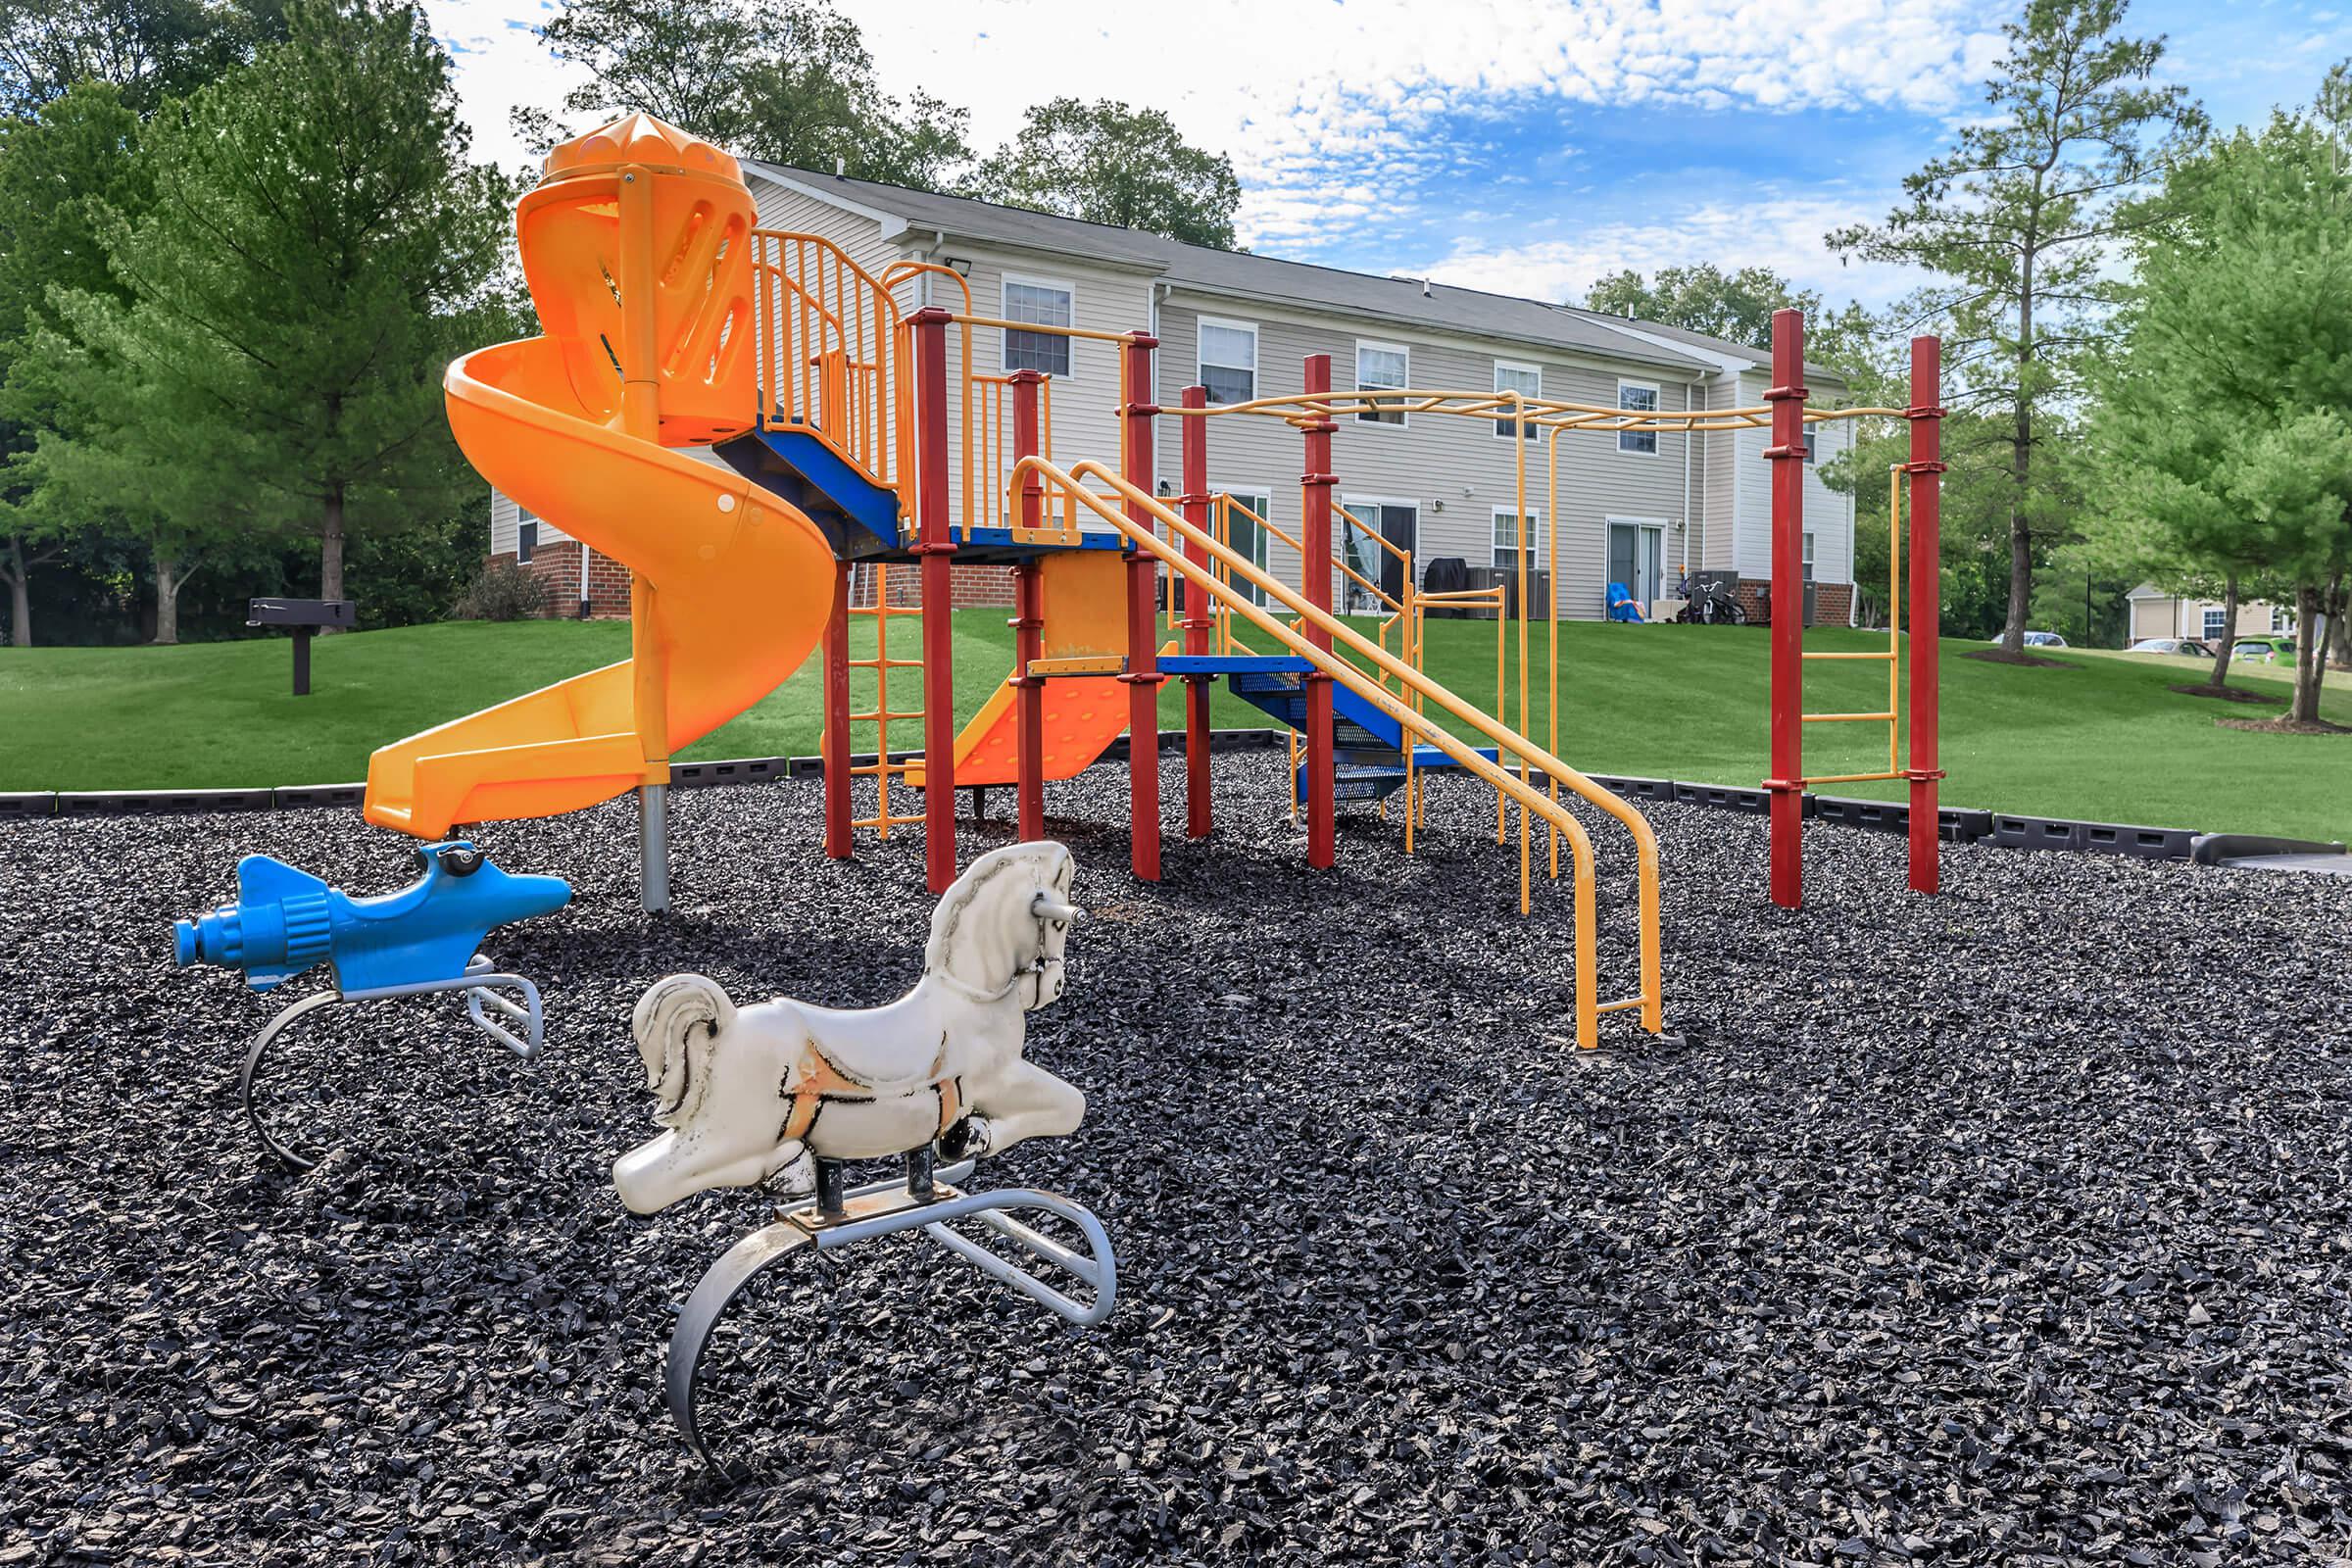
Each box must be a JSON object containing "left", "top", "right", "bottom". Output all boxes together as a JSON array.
[
  {"left": 822, "top": 564, "right": 852, "bottom": 858},
  {"left": 911, "top": 306, "right": 956, "bottom": 895},
  {"left": 1120, "top": 333, "right": 1163, "bottom": 881},
  {"left": 1764, "top": 309, "right": 1808, "bottom": 909},
  {"left": 1011, "top": 369, "right": 1047, "bottom": 844},
  {"left": 1300, "top": 354, "right": 1338, "bottom": 870},
  {"left": 1180, "top": 384, "right": 1213, "bottom": 839},
  {"left": 1906, "top": 336, "right": 1944, "bottom": 895}
]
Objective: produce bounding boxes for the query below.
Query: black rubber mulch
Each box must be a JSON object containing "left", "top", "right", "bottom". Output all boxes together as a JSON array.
[{"left": 2, "top": 754, "right": 2348, "bottom": 1567}]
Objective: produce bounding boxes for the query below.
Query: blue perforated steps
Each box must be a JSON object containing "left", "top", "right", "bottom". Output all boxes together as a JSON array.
[{"left": 1158, "top": 654, "right": 1498, "bottom": 806}]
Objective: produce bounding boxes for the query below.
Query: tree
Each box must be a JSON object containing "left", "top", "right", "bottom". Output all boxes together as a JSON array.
[
  {"left": 2088, "top": 79, "right": 2352, "bottom": 727},
  {"left": 1830, "top": 0, "right": 2205, "bottom": 661},
  {"left": 0, "top": 0, "right": 282, "bottom": 118},
  {"left": 51, "top": 0, "right": 508, "bottom": 619},
  {"left": 1582, "top": 264, "right": 1823, "bottom": 351},
  {"left": 977, "top": 97, "right": 1241, "bottom": 248},
  {"left": 517, "top": 0, "right": 970, "bottom": 190},
  {"left": 0, "top": 78, "right": 148, "bottom": 645}
]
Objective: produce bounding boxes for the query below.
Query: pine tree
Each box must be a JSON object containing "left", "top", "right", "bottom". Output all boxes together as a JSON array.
[
  {"left": 1830, "top": 0, "right": 2205, "bottom": 661},
  {"left": 57, "top": 0, "right": 507, "bottom": 615}
]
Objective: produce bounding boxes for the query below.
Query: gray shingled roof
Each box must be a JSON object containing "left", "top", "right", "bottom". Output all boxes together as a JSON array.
[{"left": 746, "top": 162, "right": 1728, "bottom": 377}]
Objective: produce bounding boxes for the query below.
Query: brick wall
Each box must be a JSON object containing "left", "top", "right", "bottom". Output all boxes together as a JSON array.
[
  {"left": 846, "top": 562, "right": 1015, "bottom": 610},
  {"left": 490, "top": 542, "right": 633, "bottom": 617},
  {"left": 1735, "top": 578, "right": 1854, "bottom": 627}
]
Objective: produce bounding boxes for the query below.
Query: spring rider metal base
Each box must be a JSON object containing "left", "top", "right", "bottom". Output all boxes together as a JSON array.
[
  {"left": 237, "top": 955, "right": 545, "bottom": 1171},
  {"left": 172, "top": 841, "right": 572, "bottom": 1172},
  {"left": 669, "top": 1150, "right": 1117, "bottom": 1461}
]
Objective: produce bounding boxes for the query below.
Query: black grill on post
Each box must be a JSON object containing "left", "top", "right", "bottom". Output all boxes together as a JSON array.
[{"left": 247, "top": 598, "right": 356, "bottom": 697}]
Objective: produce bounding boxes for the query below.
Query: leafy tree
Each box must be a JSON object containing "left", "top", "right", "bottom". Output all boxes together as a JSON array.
[
  {"left": 977, "top": 97, "right": 1241, "bottom": 248},
  {"left": 0, "top": 78, "right": 147, "bottom": 645},
  {"left": 1582, "top": 264, "right": 1823, "bottom": 351},
  {"left": 2088, "top": 76, "right": 2352, "bottom": 726},
  {"left": 516, "top": 0, "right": 970, "bottom": 190},
  {"left": 0, "top": 0, "right": 282, "bottom": 118},
  {"left": 1830, "top": 0, "right": 2205, "bottom": 661},
  {"left": 45, "top": 0, "right": 508, "bottom": 624}
]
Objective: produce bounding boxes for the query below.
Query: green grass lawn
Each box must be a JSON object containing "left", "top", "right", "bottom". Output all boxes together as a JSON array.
[{"left": 4, "top": 612, "right": 2347, "bottom": 840}]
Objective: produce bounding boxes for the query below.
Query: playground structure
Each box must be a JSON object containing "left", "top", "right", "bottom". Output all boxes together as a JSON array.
[
  {"left": 617, "top": 841, "right": 1114, "bottom": 1460},
  {"left": 172, "top": 842, "right": 572, "bottom": 1170},
  {"left": 345, "top": 113, "right": 1948, "bottom": 1049}
]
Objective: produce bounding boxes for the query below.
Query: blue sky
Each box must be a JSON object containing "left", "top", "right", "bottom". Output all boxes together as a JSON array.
[{"left": 427, "top": 0, "right": 2352, "bottom": 309}]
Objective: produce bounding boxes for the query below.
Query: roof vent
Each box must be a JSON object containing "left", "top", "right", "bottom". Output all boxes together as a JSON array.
[
  {"left": 835, "top": 156, "right": 846, "bottom": 177},
  {"left": 1421, "top": 277, "right": 1433, "bottom": 298}
]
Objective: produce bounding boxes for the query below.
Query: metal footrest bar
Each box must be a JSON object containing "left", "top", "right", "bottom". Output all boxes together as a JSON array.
[
  {"left": 237, "top": 954, "right": 546, "bottom": 1172},
  {"left": 664, "top": 1157, "right": 1116, "bottom": 1462}
]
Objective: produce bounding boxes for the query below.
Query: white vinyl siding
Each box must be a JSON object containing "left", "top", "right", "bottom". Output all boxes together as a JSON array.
[
  {"left": 1617, "top": 381, "right": 1659, "bottom": 455},
  {"left": 1198, "top": 318, "right": 1256, "bottom": 404},
  {"left": 1003, "top": 274, "right": 1075, "bottom": 377},
  {"left": 1355, "top": 341, "right": 1408, "bottom": 426},
  {"left": 1494, "top": 360, "right": 1541, "bottom": 440}
]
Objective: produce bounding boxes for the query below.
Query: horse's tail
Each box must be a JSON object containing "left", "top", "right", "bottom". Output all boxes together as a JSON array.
[{"left": 633, "top": 973, "right": 737, "bottom": 1125}]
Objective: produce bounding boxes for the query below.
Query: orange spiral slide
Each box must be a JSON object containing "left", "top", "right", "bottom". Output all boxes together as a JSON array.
[{"left": 365, "top": 118, "right": 837, "bottom": 838}]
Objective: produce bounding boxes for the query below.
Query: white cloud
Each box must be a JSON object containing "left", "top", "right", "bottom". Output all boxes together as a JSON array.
[
  {"left": 854, "top": 0, "right": 2004, "bottom": 249},
  {"left": 1421, "top": 196, "right": 1925, "bottom": 308}
]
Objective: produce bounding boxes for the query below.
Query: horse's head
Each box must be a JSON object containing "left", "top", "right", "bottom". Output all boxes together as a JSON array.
[
  {"left": 926, "top": 841, "right": 1081, "bottom": 1011},
  {"left": 612, "top": 972, "right": 794, "bottom": 1214}
]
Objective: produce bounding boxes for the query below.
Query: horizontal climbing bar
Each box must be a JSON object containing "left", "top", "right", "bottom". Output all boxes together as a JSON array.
[
  {"left": 1802, "top": 710, "right": 1896, "bottom": 723},
  {"left": 1801, "top": 651, "right": 1897, "bottom": 662},
  {"left": 1803, "top": 769, "right": 1908, "bottom": 786}
]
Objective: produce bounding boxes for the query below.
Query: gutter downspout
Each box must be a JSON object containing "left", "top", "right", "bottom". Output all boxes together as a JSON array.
[{"left": 579, "top": 529, "right": 591, "bottom": 618}]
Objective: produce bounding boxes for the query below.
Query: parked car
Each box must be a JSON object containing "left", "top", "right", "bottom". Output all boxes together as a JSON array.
[
  {"left": 2232, "top": 635, "right": 2295, "bottom": 663},
  {"left": 1989, "top": 630, "right": 2069, "bottom": 648},
  {"left": 2127, "top": 637, "right": 2213, "bottom": 657}
]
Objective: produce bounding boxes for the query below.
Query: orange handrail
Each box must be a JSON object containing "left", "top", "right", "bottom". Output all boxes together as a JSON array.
[{"left": 1018, "top": 455, "right": 1664, "bottom": 1051}]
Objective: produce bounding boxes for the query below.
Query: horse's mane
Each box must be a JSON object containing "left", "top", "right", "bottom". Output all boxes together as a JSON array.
[{"left": 924, "top": 844, "right": 1064, "bottom": 993}]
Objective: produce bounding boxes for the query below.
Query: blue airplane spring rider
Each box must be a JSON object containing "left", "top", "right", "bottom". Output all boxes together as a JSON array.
[{"left": 173, "top": 842, "right": 571, "bottom": 1170}]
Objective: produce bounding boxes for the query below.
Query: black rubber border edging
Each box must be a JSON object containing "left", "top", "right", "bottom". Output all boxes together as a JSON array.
[{"left": 0, "top": 735, "right": 2242, "bottom": 866}]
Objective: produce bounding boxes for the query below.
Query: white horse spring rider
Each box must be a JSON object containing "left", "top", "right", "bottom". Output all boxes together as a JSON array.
[{"left": 618, "top": 841, "right": 1119, "bottom": 1460}]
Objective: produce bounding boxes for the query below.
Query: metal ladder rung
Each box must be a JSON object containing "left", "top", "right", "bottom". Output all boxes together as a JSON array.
[
  {"left": 1802, "top": 710, "right": 1895, "bottom": 723},
  {"left": 1801, "top": 651, "right": 1897, "bottom": 662},
  {"left": 1595, "top": 996, "right": 1650, "bottom": 1015}
]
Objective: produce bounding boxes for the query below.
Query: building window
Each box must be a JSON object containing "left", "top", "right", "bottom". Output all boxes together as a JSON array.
[
  {"left": 1198, "top": 318, "right": 1256, "bottom": 404},
  {"left": 1220, "top": 489, "right": 1274, "bottom": 606},
  {"left": 1757, "top": 428, "right": 1819, "bottom": 461},
  {"left": 1802, "top": 531, "right": 1815, "bottom": 582},
  {"left": 1618, "top": 381, "right": 1659, "bottom": 454},
  {"left": 1356, "top": 341, "right": 1408, "bottom": 425},
  {"left": 2272, "top": 604, "right": 2293, "bottom": 632},
  {"left": 2203, "top": 607, "right": 2228, "bottom": 640},
  {"left": 517, "top": 516, "right": 536, "bottom": 564},
  {"left": 1492, "top": 508, "right": 1544, "bottom": 572},
  {"left": 1494, "top": 360, "right": 1542, "bottom": 439},
  {"left": 1002, "top": 275, "right": 1073, "bottom": 377}
]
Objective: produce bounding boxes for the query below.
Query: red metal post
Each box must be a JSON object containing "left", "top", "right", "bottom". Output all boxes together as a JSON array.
[
  {"left": 1119, "top": 333, "right": 1163, "bottom": 881},
  {"left": 1300, "top": 354, "right": 1338, "bottom": 870},
  {"left": 1180, "top": 384, "right": 1213, "bottom": 839},
  {"left": 1010, "top": 369, "right": 1047, "bottom": 844},
  {"left": 911, "top": 305, "right": 956, "bottom": 895},
  {"left": 1906, "top": 336, "right": 1945, "bottom": 895},
  {"left": 1764, "top": 309, "right": 1808, "bottom": 909},
  {"left": 822, "top": 563, "right": 851, "bottom": 858}
]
